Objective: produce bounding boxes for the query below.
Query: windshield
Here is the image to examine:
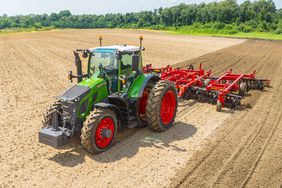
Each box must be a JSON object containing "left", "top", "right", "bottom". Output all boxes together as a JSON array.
[{"left": 89, "top": 51, "right": 117, "bottom": 75}]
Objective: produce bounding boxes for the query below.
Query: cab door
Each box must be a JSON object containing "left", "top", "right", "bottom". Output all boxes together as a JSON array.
[{"left": 119, "top": 53, "right": 133, "bottom": 91}]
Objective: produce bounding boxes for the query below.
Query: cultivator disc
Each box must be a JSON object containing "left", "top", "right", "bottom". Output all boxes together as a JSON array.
[
  {"left": 243, "top": 78, "right": 267, "bottom": 90},
  {"left": 182, "top": 87, "right": 217, "bottom": 104},
  {"left": 182, "top": 87, "right": 242, "bottom": 109},
  {"left": 223, "top": 93, "right": 242, "bottom": 109}
]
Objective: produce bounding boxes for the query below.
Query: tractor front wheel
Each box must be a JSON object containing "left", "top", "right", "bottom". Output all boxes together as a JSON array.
[
  {"left": 146, "top": 80, "right": 178, "bottom": 132},
  {"left": 42, "top": 101, "right": 62, "bottom": 127},
  {"left": 81, "top": 108, "right": 117, "bottom": 154}
]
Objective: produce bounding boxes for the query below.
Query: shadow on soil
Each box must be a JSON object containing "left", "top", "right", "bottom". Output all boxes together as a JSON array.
[
  {"left": 178, "top": 99, "right": 198, "bottom": 107},
  {"left": 49, "top": 122, "right": 197, "bottom": 167},
  {"left": 210, "top": 88, "right": 269, "bottom": 113}
]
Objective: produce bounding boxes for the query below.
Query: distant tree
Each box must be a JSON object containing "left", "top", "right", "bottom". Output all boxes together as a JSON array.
[
  {"left": 34, "top": 22, "right": 42, "bottom": 28},
  {"left": 58, "top": 10, "right": 72, "bottom": 18},
  {"left": 277, "top": 9, "right": 282, "bottom": 19},
  {"left": 0, "top": 1, "right": 281, "bottom": 33},
  {"left": 275, "top": 19, "right": 282, "bottom": 33}
]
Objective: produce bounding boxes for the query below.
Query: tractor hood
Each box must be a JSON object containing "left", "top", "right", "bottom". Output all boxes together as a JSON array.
[{"left": 60, "top": 85, "right": 90, "bottom": 101}]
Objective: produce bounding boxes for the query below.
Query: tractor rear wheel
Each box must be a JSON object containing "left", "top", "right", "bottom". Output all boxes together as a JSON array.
[
  {"left": 137, "top": 83, "right": 154, "bottom": 128},
  {"left": 146, "top": 80, "right": 178, "bottom": 132},
  {"left": 81, "top": 108, "right": 117, "bottom": 154},
  {"left": 42, "top": 101, "right": 62, "bottom": 127}
]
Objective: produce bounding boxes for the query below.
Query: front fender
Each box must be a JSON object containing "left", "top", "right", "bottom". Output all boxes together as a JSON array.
[
  {"left": 94, "top": 102, "right": 122, "bottom": 121},
  {"left": 94, "top": 102, "right": 125, "bottom": 130},
  {"left": 127, "top": 73, "right": 160, "bottom": 98}
]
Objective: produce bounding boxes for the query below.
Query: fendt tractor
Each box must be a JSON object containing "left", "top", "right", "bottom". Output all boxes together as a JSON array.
[{"left": 39, "top": 36, "right": 178, "bottom": 154}]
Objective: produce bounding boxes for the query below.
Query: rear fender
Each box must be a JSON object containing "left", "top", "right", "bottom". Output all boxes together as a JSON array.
[{"left": 127, "top": 73, "right": 160, "bottom": 99}]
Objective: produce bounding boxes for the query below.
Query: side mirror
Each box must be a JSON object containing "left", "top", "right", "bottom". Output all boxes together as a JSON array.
[
  {"left": 82, "top": 52, "right": 88, "bottom": 58},
  {"left": 132, "top": 55, "right": 139, "bottom": 72}
]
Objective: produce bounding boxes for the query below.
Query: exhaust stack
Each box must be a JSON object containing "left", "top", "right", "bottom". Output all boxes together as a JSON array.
[
  {"left": 99, "top": 35, "right": 103, "bottom": 47},
  {"left": 139, "top": 35, "right": 143, "bottom": 49},
  {"left": 73, "top": 51, "right": 83, "bottom": 83}
]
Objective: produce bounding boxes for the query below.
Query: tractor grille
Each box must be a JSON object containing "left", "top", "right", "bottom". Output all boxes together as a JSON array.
[{"left": 61, "top": 101, "right": 77, "bottom": 125}]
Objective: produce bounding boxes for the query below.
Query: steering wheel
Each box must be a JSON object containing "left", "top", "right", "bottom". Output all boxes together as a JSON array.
[{"left": 98, "top": 63, "right": 112, "bottom": 91}]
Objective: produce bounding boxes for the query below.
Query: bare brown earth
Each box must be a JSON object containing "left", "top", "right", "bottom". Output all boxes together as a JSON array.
[
  {"left": 0, "top": 29, "right": 281, "bottom": 188},
  {"left": 171, "top": 40, "right": 282, "bottom": 188}
]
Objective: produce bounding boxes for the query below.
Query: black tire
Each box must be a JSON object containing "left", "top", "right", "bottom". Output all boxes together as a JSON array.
[
  {"left": 42, "top": 101, "right": 62, "bottom": 128},
  {"left": 216, "top": 100, "right": 222, "bottom": 112},
  {"left": 81, "top": 108, "right": 117, "bottom": 154},
  {"left": 136, "top": 83, "right": 154, "bottom": 128},
  {"left": 239, "top": 82, "right": 247, "bottom": 96},
  {"left": 146, "top": 80, "right": 178, "bottom": 132}
]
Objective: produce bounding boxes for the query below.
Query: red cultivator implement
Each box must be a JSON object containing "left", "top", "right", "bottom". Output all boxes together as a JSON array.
[
  {"left": 157, "top": 64, "right": 211, "bottom": 97},
  {"left": 144, "top": 64, "right": 270, "bottom": 111},
  {"left": 143, "top": 64, "right": 211, "bottom": 96}
]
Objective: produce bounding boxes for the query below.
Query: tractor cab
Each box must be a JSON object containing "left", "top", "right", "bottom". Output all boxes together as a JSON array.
[{"left": 88, "top": 45, "right": 143, "bottom": 94}]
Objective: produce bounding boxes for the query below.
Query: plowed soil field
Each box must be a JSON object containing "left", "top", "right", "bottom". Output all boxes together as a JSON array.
[
  {"left": 0, "top": 29, "right": 281, "bottom": 188},
  {"left": 171, "top": 39, "right": 282, "bottom": 188}
]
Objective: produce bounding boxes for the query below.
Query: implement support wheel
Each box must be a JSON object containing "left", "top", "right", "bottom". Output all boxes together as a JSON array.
[
  {"left": 146, "top": 80, "right": 178, "bottom": 132},
  {"left": 204, "top": 79, "right": 211, "bottom": 87},
  {"left": 239, "top": 82, "right": 247, "bottom": 96},
  {"left": 216, "top": 100, "right": 222, "bottom": 112}
]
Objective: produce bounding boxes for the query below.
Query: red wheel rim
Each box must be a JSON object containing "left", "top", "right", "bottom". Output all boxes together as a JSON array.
[
  {"left": 139, "top": 89, "right": 149, "bottom": 118},
  {"left": 160, "top": 90, "right": 176, "bottom": 125},
  {"left": 94, "top": 117, "right": 115, "bottom": 149}
]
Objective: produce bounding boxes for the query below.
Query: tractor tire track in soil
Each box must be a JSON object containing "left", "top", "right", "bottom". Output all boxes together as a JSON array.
[{"left": 171, "top": 40, "right": 282, "bottom": 188}]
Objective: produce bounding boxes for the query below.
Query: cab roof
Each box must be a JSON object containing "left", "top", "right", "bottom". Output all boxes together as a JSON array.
[{"left": 89, "top": 45, "right": 140, "bottom": 53}]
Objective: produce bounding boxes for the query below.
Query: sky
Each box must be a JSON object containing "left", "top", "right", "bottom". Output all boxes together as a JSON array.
[{"left": 0, "top": 0, "right": 281, "bottom": 16}]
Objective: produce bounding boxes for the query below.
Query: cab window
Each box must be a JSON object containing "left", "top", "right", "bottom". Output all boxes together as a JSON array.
[
  {"left": 120, "top": 54, "right": 132, "bottom": 75},
  {"left": 89, "top": 51, "right": 117, "bottom": 76}
]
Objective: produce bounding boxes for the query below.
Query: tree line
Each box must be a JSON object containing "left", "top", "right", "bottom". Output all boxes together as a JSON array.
[{"left": 1, "top": 0, "right": 282, "bottom": 34}]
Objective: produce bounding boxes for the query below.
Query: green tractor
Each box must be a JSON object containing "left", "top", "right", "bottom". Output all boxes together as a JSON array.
[{"left": 39, "top": 37, "right": 178, "bottom": 154}]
